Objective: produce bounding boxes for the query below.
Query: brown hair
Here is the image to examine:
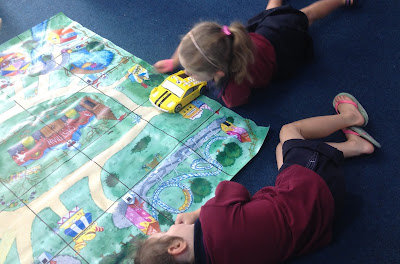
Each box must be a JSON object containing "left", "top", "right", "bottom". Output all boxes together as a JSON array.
[
  {"left": 134, "top": 236, "right": 192, "bottom": 264},
  {"left": 179, "top": 21, "right": 254, "bottom": 84}
]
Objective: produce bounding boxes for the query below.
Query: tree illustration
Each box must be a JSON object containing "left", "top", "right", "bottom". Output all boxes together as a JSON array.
[
  {"left": 226, "top": 116, "right": 234, "bottom": 123},
  {"left": 86, "top": 41, "right": 105, "bottom": 52},
  {"left": 131, "top": 136, "right": 151, "bottom": 153},
  {"left": 158, "top": 210, "right": 174, "bottom": 226},
  {"left": 224, "top": 142, "right": 242, "bottom": 158},
  {"left": 216, "top": 151, "right": 234, "bottom": 167},
  {"left": 216, "top": 142, "right": 243, "bottom": 167},
  {"left": 106, "top": 173, "right": 119, "bottom": 187},
  {"left": 190, "top": 178, "right": 212, "bottom": 203},
  {"left": 99, "top": 233, "right": 147, "bottom": 264}
]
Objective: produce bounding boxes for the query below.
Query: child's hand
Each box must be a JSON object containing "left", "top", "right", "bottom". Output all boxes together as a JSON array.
[
  {"left": 153, "top": 59, "right": 175, "bottom": 73},
  {"left": 175, "top": 209, "right": 201, "bottom": 225}
]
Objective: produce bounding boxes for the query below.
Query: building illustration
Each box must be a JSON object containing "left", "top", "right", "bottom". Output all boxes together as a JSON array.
[
  {"left": 7, "top": 97, "right": 117, "bottom": 166},
  {"left": 122, "top": 193, "right": 160, "bottom": 235},
  {"left": 57, "top": 206, "right": 104, "bottom": 253}
]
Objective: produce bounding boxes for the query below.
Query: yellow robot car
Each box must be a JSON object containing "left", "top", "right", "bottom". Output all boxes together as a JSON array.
[{"left": 150, "top": 70, "right": 207, "bottom": 113}]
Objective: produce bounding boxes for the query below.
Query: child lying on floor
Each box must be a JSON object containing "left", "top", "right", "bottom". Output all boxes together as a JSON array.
[
  {"left": 154, "top": 0, "right": 359, "bottom": 108},
  {"left": 134, "top": 92, "right": 380, "bottom": 264}
]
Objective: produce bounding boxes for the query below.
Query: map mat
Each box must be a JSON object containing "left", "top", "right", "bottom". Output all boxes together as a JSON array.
[{"left": 0, "top": 12, "right": 269, "bottom": 264}]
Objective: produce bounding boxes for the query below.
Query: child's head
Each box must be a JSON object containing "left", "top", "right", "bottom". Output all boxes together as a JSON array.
[
  {"left": 178, "top": 21, "right": 254, "bottom": 84},
  {"left": 134, "top": 236, "right": 191, "bottom": 264},
  {"left": 134, "top": 224, "right": 195, "bottom": 264}
]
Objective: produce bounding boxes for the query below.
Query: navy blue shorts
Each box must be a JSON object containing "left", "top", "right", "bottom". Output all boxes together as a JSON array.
[
  {"left": 246, "top": 4, "right": 314, "bottom": 78},
  {"left": 278, "top": 139, "right": 346, "bottom": 209}
]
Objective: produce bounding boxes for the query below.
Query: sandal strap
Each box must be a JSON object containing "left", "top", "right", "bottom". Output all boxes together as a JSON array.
[
  {"left": 334, "top": 100, "right": 358, "bottom": 114},
  {"left": 342, "top": 129, "right": 360, "bottom": 136}
]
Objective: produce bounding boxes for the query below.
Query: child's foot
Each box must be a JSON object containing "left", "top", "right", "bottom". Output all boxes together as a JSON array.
[
  {"left": 345, "top": 133, "right": 375, "bottom": 155},
  {"left": 333, "top": 94, "right": 366, "bottom": 127}
]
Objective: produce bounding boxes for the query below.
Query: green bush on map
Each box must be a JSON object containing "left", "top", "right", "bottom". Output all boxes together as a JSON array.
[
  {"left": 86, "top": 41, "right": 105, "bottom": 52},
  {"left": 158, "top": 210, "right": 173, "bottom": 226},
  {"left": 216, "top": 151, "right": 234, "bottom": 166},
  {"left": 226, "top": 116, "right": 234, "bottom": 123},
  {"left": 99, "top": 233, "right": 147, "bottom": 264},
  {"left": 131, "top": 136, "right": 151, "bottom": 153},
  {"left": 106, "top": 173, "right": 120, "bottom": 187},
  {"left": 225, "top": 142, "right": 242, "bottom": 158},
  {"left": 216, "top": 142, "right": 243, "bottom": 167},
  {"left": 190, "top": 178, "right": 212, "bottom": 203}
]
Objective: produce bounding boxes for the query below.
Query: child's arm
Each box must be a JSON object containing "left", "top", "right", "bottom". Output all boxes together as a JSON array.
[
  {"left": 175, "top": 208, "right": 201, "bottom": 225},
  {"left": 153, "top": 47, "right": 180, "bottom": 73}
]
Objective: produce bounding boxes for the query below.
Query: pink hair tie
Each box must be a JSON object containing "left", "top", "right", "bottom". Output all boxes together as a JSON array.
[{"left": 222, "top": 25, "right": 231, "bottom": 36}]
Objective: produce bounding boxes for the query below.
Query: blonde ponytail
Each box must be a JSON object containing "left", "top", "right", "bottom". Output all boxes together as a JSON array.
[{"left": 228, "top": 22, "right": 255, "bottom": 83}]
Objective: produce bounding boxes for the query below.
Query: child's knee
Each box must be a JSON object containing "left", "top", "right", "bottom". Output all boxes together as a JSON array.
[
  {"left": 279, "top": 123, "right": 293, "bottom": 139},
  {"left": 276, "top": 142, "right": 283, "bottom": 153},
  {"left": 279, "top": 123, "right": 302, "bottom": 143},
  {"left": 300, "top": 8, "right": 314, "bottom": 25}
]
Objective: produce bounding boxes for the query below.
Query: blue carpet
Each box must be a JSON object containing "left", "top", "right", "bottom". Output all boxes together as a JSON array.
[{"left": 1, "top": 0, "right": 399, "bottom": 263}]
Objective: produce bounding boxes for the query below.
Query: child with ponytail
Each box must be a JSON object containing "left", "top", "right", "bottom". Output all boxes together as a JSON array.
[{"left": 154, "top": 0, "right": 358, "bottom": 108}]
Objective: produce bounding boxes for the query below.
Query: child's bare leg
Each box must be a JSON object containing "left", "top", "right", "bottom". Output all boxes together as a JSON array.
[
  {"left": 266, "top": 0, "right": 283, "bottom": 10},
  {"left": 276, "top": 94, "right": 372, "bottom": 168},
  {"left": 280, "top": 96, "right": 365, "bottom": 141},
  {"left": 327, "top": 134, "right": 374, "bottom": 158},
  {"left": 301, "top": 0, "right": 351, "bottom": 25},
  {"left": 276, "top": 140, "right": 372, "bottom": 170}
]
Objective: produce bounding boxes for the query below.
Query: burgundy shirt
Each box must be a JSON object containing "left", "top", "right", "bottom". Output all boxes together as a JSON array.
[
  {"left": 198, "top": 165, "right": 335, "bottom": 264},
  {"left": 221, "top": 32, "right": 276, "bottom": 108}
]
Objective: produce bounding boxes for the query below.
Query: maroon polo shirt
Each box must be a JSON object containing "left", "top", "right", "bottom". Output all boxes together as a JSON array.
[
  {"left": 199, "top": 165, "right": 335, "bottom": 264},
  {"left": 221, "top": 32, "right": 276, "bottom": 108}
]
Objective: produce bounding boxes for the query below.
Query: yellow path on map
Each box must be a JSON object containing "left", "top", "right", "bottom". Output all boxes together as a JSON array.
[{"left": 0, "top": 72, "right": 162, "bottom": 263}]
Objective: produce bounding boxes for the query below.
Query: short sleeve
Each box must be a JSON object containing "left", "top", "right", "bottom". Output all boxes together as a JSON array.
[
  {"left": 222, "top": 80, "right": 252, "bottom": 108},
  {"left": 204, "top": 181, "right": 251, "bottom": 207}
]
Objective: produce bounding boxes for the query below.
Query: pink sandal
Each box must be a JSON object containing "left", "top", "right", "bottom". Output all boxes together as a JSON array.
[
  {"left": 342, "top": 127, "right": 381, "bottom": 148},
  {"left": 333, "top": 92, "right": 369, "bottom": 126}
]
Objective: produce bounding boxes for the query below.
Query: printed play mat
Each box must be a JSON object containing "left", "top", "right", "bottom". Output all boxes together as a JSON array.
[{"left": 0, "top": 13, "right": 269, "bottom": 264}]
